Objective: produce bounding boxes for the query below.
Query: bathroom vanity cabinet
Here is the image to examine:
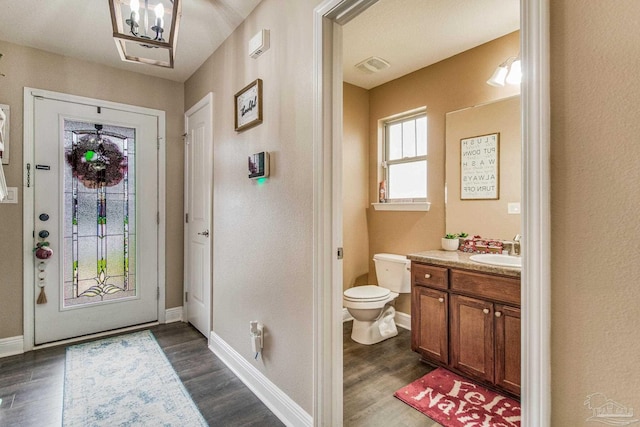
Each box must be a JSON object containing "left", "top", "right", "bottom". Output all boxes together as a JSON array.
[{"left": 409, "top": 251, "right": 521, "bottom": 397}]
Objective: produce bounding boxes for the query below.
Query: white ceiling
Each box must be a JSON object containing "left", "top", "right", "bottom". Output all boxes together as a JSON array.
[
  {"left": 343, "top": 0, "right": 520, "bottom": 89},
  {"left": 0, "top": 0, "right": 262, "bottom": 83},
  {"left": 0, "top": 0, "right": 518, "bottom": 86}
]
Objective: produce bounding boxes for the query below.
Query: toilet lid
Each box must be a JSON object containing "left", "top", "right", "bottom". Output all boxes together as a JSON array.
[{"left": 344, "top": 285, "right": 391, "bottom": 302}]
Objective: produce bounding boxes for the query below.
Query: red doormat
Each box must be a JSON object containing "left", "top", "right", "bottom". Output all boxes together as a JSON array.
[{"left": 394, "top": 368, "right": 520, "bottom": 426}]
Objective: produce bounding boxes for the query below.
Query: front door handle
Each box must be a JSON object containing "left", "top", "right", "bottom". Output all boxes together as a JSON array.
[{"left": 197, "top": 230, "right": 210, "bottom": 237}]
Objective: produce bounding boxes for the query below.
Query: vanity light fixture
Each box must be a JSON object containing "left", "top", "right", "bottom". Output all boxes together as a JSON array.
[
  {"left": 486, "top": 56, "right": 521, "bottom": 87},
  {"left": 108, "top": 0, "right": 182, "bottom": 68}
]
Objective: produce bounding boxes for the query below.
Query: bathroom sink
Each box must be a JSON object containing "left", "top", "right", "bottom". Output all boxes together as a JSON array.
[{"left": 469, "top": 254, "right": 521, "bottom": 268}]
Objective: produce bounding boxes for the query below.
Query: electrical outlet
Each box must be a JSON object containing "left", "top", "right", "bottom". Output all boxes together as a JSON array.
[
  {"left": 250, "top": 321, "right": 263, "bottom": 354},
  {"left": 507, "top": 202, "right": 520, "bottom": 214}
]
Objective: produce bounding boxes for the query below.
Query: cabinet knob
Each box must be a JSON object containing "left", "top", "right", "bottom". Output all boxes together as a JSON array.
[
  {"left": 495, "top": 311, "right": 502, "bottom": 318},
  {"left": 438, "top": 297, "right": 444, "bottom": 303},
  {"left": 424, "top": 273, "right": 431, "bottom": 279},
  {"left": 483, "top": 308, "right": 490, "bottom": 314}
]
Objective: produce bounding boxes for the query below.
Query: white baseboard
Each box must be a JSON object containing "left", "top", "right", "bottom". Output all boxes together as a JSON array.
[
  {"left": 5, "top": 309, "right": 183, "bottom": 358},
  {"left": 165, "top": 306, "right": 183, "bottom": 323},
  {"left": 395, "top": 311, "right": 411, "bottom": 330},
  {"left": 342, "top": 308, "right": 411, "bottom": 330},
  {"left": 0, "top": 335, "right": 24, "bottom": 358},
  {"left": 209, "top": 332, "right": 312, "bottom": 427}
]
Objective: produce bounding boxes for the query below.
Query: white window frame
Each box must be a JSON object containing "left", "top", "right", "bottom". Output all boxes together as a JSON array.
[{"left": 382, "top": 110, "right": 428, "bottom": 202}]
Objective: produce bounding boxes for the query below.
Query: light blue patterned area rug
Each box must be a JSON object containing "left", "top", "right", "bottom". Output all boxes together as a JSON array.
[{"left": 63, "top": 330, "right": 208, "bottom": 426}]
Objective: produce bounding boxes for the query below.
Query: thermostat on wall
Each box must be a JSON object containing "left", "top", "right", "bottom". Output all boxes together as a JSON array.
[{"left": 249, "top": 151, "right": 270, "bottom": 179}]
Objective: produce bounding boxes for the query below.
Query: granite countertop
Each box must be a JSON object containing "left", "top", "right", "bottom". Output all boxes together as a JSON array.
[{"left": 407, "top": 250, "right": 521, "bottom": 278}]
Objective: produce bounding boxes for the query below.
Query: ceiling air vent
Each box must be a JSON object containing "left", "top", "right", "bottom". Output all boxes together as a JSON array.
[{"left": 355, "top": 56, "right": 390, "bottom": 74}]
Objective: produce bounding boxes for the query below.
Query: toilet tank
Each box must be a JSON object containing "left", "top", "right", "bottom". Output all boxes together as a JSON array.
[{"left": 373, "top": 253, "right": 411, "bottom": 294}]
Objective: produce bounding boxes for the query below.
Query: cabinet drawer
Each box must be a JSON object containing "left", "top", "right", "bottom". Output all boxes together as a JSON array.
[
  {"left": 412, "top": 264, "right": 448, "bottom": 290},
  {"left": 450, "top": 269, "right": 520, "bottom": 306}
]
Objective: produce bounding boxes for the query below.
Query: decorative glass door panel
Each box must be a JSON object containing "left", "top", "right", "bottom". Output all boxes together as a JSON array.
[
  {"left": 33, "top": 96, "right": 158, "bottom": 345},
  {"left": 63, "top": 121, "right": 137, "bottom": 308}
]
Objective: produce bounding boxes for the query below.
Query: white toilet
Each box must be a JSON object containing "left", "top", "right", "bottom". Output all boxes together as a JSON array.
[{"left": 343, "top": 253, "right": 411, "bottom": 345}]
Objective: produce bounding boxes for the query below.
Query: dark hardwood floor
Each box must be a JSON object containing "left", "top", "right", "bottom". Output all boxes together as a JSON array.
[
  {"left": 0, "top": 322, "right": 283, "bottom": 427},
  {"left": 343, "top": 321, "right": 442, "bottom": 427},
  {"left": 2, "top": 320, "right": 446, "bottom": 427}
]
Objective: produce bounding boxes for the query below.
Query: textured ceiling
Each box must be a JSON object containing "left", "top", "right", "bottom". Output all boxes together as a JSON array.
[
  {"left": 343, "top": 0, "right": 520, "bottom": 89},
  {"left": 0, "top": 0, "right": 262, "bottom": 83}
]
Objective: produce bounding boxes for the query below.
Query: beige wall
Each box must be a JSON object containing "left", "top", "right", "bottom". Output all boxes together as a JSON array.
[
  {"left": 184, "top": 0, "right": 318, "bottom": 413},
  {"left": 365, "top": 32, "right": 520, "bottom": 313},
  {"left": 445, "top": 96, "right": 521, "bottom": 240},
  {"left": 550, "top": 0, "right": 640, "bottom": 423},
  {"left": 0, "top": 40, "right": 185, "bottom": 339},
  {"left": 2, "top": 2, "right": 636, "bottom": 422},
  {"left": 342, "top": 83, "right": 370, "bottom": 291}
]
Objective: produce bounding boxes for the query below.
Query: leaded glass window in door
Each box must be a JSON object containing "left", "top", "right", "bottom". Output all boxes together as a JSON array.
[{"left": 63, "top": 121, "right": 136, "bottom": 308}]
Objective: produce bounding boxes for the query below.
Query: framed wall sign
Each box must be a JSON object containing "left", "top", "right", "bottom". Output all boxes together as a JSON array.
[
  {"left": 234, "top": 79, "right": 263, "bottom": 132},
  {"left": 0, "top": 104, "right": 9, "bottom": 165},
  {"left": 460, "top": 132, "right": 499, "bottom": 200}
]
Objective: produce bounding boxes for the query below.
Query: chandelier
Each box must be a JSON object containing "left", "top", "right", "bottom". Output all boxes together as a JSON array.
[{"left": 108, "top": 0, "right": 182, "bottom": 68}]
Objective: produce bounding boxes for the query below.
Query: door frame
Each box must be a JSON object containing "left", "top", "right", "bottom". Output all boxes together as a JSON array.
[
  {"left": 183, "top": 92, "right": 213, "bottom": 341},
  {"left": 312, "top": 1, "right": 551, "bottom": 426},
  {"left": 22, "top": 88, "right": 167, "bottom": 351}
]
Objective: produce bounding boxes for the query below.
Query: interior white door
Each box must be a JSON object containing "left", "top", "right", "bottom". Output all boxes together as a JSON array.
[
  {"left": 33, "top": 97, "right": 159, "bottom": 345},
  {"left": 184, "top": 94, "right": 212, "bottom": 337}
]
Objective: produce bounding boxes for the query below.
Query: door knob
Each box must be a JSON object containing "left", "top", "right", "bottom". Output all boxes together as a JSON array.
[
  {"left": 198, "top": 230, "right": 210, "bottom": 237},
  {"left": 495, "top": 311, "right": 502, "bottom": 318},
  {"left": 483, "top": 308, "right": 490, "bottom": 314},
  {"left": 438, "top": 297, "right": 444, "bottom": 303},
  {"left": 424, "top": 273, "right": 431, "bottom": 279},
  {"left": 39, "top": 230, "right": 50, "bottom": 238}
]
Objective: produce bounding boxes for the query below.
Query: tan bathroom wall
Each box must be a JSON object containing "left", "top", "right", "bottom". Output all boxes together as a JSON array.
[
  {"left": 343, "top": 83, "right": 370, "bottom": 291},
  {"left": 365, "top": 32, "right": 520, "bottom": 314},
  {"left": 445, "top": 95, "right": 521, "bottom": 241},
  {"left": 0, "top": 40, "right": 185, "bottom": 340},
  {"left": 550, "top": 0, "right": 640, "bottom": 423}
]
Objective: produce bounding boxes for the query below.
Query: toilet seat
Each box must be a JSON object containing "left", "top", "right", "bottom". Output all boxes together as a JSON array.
[{"left": 343, "top": 285, "right": 391, "bottom": 302}]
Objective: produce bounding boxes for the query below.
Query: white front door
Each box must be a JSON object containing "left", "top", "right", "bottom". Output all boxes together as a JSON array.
[
  {"left": 33, "top": 97, "right": 159, "bottom": 345},
  {"left": 184, "top": 94, "right": 212, "bottom": 337}
]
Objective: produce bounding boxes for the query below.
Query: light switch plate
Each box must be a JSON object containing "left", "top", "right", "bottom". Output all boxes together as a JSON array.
[
  {"left": 1, "top": 187, "right": 18, "bottom": 204},
  {"left": 507, "top": 202, "right": 520, "bottom": 214}
]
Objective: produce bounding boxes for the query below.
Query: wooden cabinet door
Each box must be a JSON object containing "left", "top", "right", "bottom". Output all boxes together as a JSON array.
[
  {"left": 411, "top": 286, "right": 448, "bottom": 364},
  {"left": 495, "top": 304, "right": 521, "bottom": 396},
  {"left": 450, "top": 294, "right": 494, "bottom": 383}
]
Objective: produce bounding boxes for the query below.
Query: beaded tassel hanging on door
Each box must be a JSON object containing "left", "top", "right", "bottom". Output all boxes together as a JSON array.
[{"left": 34, "top": 240, "right": 53, "bottom": 304}]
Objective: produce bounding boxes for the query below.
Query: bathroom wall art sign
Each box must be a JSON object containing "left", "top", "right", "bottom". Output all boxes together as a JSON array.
[
  {"left": 234, "top": 79, "right": 263, "bottom": 132},
  {"left": 460, "top": 133, "right": 499, "bottom": 200}
]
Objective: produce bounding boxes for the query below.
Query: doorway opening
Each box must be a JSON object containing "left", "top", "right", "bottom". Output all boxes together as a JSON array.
[{"left": 312, "top": 0, "right": 551, "bottom": 425}]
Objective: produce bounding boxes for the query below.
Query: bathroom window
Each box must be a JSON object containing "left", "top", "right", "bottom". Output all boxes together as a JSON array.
[{"left": 383, "top": 112, "right": 427, "bottom": 201}]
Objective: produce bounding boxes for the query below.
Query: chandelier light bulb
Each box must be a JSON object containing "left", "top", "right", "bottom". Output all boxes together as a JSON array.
[
  {"left": 130, "top": 0, "right": 140, "bottom": 13},
  {"left": 154, "top": 3, "right": 165, "bottom": 26}
]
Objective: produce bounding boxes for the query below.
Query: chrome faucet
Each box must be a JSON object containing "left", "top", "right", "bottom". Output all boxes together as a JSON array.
[{"left": 512, "top": 234, "right": 522, "bottom": 256}]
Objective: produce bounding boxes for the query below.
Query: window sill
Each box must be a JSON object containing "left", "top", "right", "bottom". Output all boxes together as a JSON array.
[{"left": 371, "top": 202, "right": 431, "bottom": 212}]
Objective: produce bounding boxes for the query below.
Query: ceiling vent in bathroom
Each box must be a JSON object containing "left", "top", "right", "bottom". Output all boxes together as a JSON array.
[{"left": 355, "top": 56, "right": 390, "bottom": 74}]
